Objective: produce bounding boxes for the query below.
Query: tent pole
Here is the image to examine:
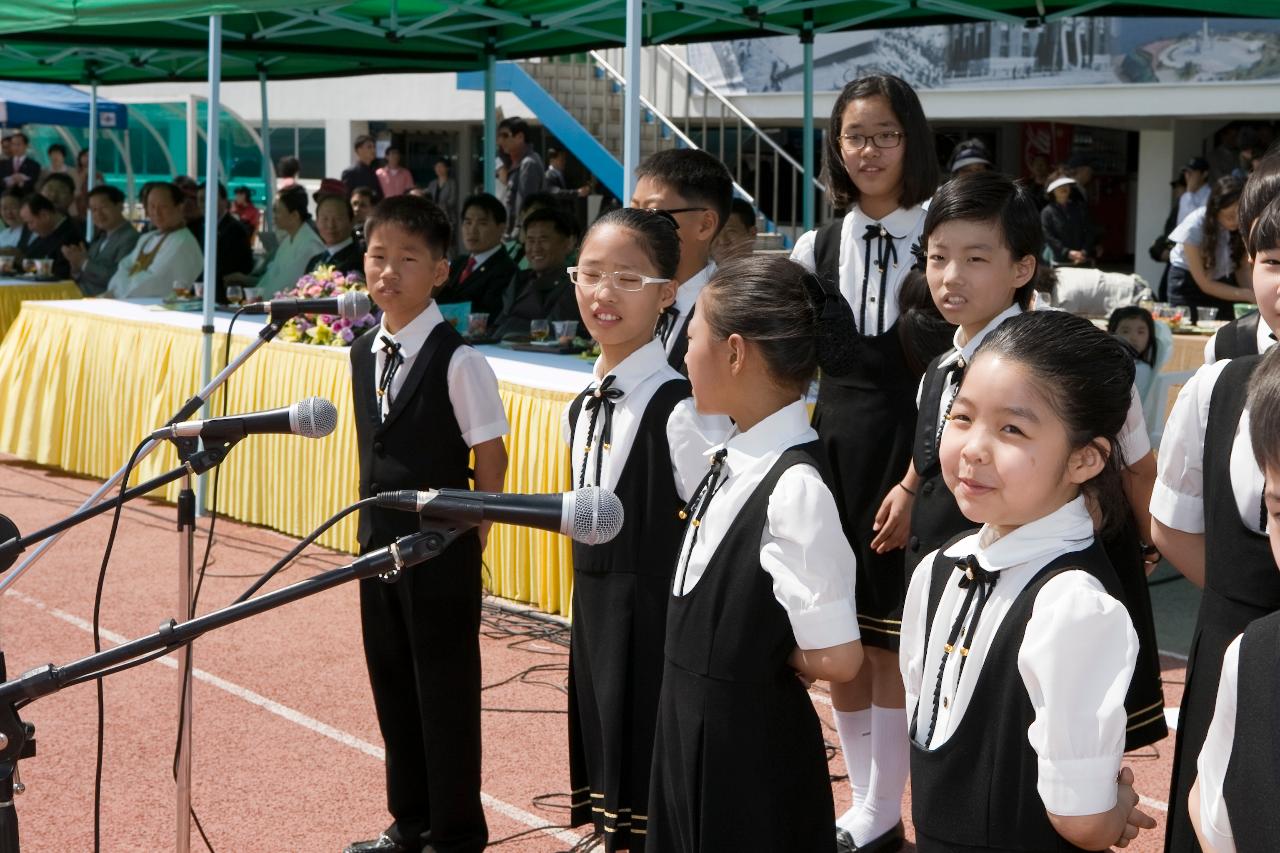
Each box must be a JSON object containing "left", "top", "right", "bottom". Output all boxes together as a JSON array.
[
  {"left": 259, "top": 66, "right": 274, "bottom": 233},
  {"left": 802, "top": 27, "right": 815, "bottom": 233},
  {"left": 622, "top": 0, "right": 641, "bottom": 202},
  {"left": 87, "top": 78, "right": 99, "bottom": 242},
  {"left": 483, "top": 51, "right": 496, "bottom": 196}
]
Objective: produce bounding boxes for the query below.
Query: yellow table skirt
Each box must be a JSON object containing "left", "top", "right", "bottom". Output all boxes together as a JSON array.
[
  {"left": 0, "top": 280, "right": 81, "bottom": 340},
  {"left": 0, "top": 302, "right": 577, "bottom": 616}
]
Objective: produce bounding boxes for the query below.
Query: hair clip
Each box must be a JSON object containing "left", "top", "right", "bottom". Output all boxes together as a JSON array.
[{"left": 909, "top": 240, "right": 927, "bottom": 272}]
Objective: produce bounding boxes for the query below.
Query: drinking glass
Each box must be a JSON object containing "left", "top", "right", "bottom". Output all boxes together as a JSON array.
[
  {"left": 530, "top": 319, "right": 550, "bottom": 342},
  {"left": 226, "top": 285, "right": 245, "bottom": 306},
  {"left": 1197, "top": 307, "right": 1219, "bottom": 327}
]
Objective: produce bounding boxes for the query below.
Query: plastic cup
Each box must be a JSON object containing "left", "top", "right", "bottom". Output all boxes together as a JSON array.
[
  {"left": 1197, "top": 307, "right": 1220, "bottom": 327},
  {"left": 244, "top": 287, "right": 262, "bottom": 304},
  {"left": 467, "top": 312, "right": 489, "bottom": 338},
  {"left": 553, "top": 320, "right": 578, "bottom": 342}
]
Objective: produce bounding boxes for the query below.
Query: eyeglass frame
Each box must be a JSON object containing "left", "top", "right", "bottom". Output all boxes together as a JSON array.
[
  {"left": 837, "top": 131, "right": 906, "bottom": 152},
  {"left": 568, "top": 266, "right": 673, "bottom": 293}
]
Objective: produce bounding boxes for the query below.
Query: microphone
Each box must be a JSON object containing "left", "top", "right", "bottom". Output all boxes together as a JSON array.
[
  {"left": 241, "top": 291, "right": 372, "bottom": 321},
  {"left": 375, "top": 486, "right": 624, "bottom": 546},
  {"left": 151, "top": 397, "right": 338, "bottom": 442}
]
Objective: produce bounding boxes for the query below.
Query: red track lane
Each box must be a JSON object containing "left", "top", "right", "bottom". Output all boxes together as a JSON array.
[{"left": 0, "top": 456, "right": 1176, "bottom": 851}]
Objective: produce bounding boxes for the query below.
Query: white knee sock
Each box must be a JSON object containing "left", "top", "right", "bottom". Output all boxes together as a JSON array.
[
  {"left": 848, "top": 705, "right": 909, "bottom": 844},
  {"left": 832, "top": 707, "right": 873, "bottom": 831}
]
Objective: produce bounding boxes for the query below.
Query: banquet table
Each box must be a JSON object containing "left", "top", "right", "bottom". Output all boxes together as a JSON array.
[
  {"left": 0, "top": 299, "right": 592, "bottom": 616},
  {"left": 0, "top": 276, "right": 82, "bottom": 340}
]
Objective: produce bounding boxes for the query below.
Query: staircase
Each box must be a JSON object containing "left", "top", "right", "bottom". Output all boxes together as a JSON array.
[{"left": 459, "top": 49, "right": 825, "bottom": 247}]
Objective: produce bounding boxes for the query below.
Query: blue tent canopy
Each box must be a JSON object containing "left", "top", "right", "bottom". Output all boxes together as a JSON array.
[{"left": 0, "top": 81, "right": 127, "bottom": 129}]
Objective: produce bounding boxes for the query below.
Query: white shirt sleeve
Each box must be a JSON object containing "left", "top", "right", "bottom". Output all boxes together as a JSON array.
[
  {"left": 899, "top": 547, "right": 936, "bottom": 727},
  {"left": 1150, "top": 360, "right": 1230, "bottom": 534},
  {"left": 1197, "top": 634, "right": 1240, "bottom": 853},
  {"left": 1204, "top": 333, "right": 1218, "bottom": 366},
  {"left": 1118, "top": 383, "right": 1152, "bottom": 465},
  {"left": 446, "top": 346, "right": 510, "bottom": 447},
  {"left": 1019, "top": 571, "right": 1137, "bottom": 817},
  {"left": 790, "top": 228, "right": 817, "bottom": 273},
  {"left": 759, "top": 464, "right": 860, "bottom": 650},
  {"left": 666, "top": 400, "right": 731, "bottom": 503}
]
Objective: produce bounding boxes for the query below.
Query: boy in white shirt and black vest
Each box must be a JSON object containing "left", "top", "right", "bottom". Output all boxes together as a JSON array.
[{"left": 345, "top": 196, "right": 510, "bottom": 853}]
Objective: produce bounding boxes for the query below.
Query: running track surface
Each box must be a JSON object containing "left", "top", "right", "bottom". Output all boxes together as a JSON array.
[{"left": 0, "top": 456, "right": 1178, "bottom": 851}]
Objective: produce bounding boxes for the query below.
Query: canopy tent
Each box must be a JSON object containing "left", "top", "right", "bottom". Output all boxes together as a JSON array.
[{"left": 0, "top": 81, "right": 128, "bottom": 129}]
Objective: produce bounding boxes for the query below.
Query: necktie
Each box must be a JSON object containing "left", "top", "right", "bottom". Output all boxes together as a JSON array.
[
  {"left": 914, "top": 554, "right": 999, "bottom": 747},
  {"left": 675, "top": 448, "right": 730, "bottom": 584},
  {"left": 656, "top": 305, "right": 681, "bottom": 346},
  {"left": 458, "top": 255, "right": 478, "bottom": 284},
  {"left": 579, "top": 375, "right": 623, "bottom": 488},
  {"left": 377, "top": 335, "right": 404, "bottom": 417},
  {"left": 860, "top": 223, "right": 898, "bottom": 335}
]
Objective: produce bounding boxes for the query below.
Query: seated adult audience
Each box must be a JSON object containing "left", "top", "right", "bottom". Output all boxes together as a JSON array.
[
  {"left": 227, "top": 185, "right": 323, "bottom": 297},
  {"left": 45, "top": 143, "right": 70, "bottom": 176},
  {"left": 0, "top": 189, "right": 23, "bottom": 255},
  {"left": 106, "top": 182, "right": 203, "bottom": 299},
  {"left": 376, "top": 146, "right": 414, "bottom": 199},
  {"left": 196, "top": 182, "right": 255, "bottom": 303},
  {"left": 509, "top": 191, "right": 558, "bottom": 268},
  {"left": 305, "top": 189, "right": 364, "bottom": 276},
  {"left": 350, "top": 186, "right": 375, "bottom": 247},
  {"left": 341, "top": 134, "right": 382, "bottom": 203},
  {"left": 437, "top": 192, "right": 516, "bottom": 319},
  {"left": 492, "top": 207, "right": 581, "bottom": 338},
  {"left": 231, "top": 186, "right": 261, "bottom": 240},
  {"left": 0, "top": 132, "right": 41, "bottom": 191},
  {"left": 39, "top": 172, "right": 83, "bottom": 236},
  {"left": 61, "top": 185, "right": 139, "bottom": 295},
  {"left": 17, "top": 193, "right": 78, "bottom": 278},
  {"left": 276, "top": 155, "right": 301, "bottom": 190},
  {"left": 1041, "top": 172, "right": 1097, "bottom": 266},
  {"left": 711, "top": 197, "right": 759, "bottom": 264}
]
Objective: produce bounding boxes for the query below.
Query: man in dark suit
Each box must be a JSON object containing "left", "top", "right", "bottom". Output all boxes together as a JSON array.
[
  {"left": 341, "top": 134, "right": 383, "bottom": 204},
  {"left": 194, "top": 182, "right": 254, "bottom": 303},
  {"left": 17, "top": 192, "right": 78, "bottom": 278},
  {"left": 306, "top": 190, "right": 365, "bottom": 276},
  {"left": 436, "top": 193, "right": 516, "bottom": 323},
  {"left": 0, "top": 132, "right": 41, "bottom": 192},
  {"left": 492, "top": 207, "right": 581, "bottom": 339}
]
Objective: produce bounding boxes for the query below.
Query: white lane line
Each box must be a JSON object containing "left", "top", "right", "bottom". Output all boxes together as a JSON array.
[
  {"left": 1140, "top": 795, "right": 1169, "bottom": 812},
  {"left": 4, "top": 589, "right": 585, "bottom": 846}
]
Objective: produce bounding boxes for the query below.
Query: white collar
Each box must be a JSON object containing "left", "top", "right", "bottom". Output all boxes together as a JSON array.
[
  {"left": 718, "top": 398, "right": 812, "bottom": 475},
  {"left": 676, "top": 260, "right": 717, "bottom": 305},
  {"left": 954, "top": 303, "right": 1023, "bottom": 365},
  {"left": 850, "top": 202, "right": 927, "bottom": 240},
  {"left": 375, "top": 301, "right": 444, "bottom": 360},
  {"left": 591, "top": 338, "right": 669, "bottom": 392},
  {"left": 944, "top": 495, "right": 1094, "bottom": 573},
  {"left": 325, "top": 237, "right": 354, "bottom": 255},
  {"left": 468, "top": 245, "right": 502, "bottom": 268},
  {"left": 1258, "top": 317, "right": 1277, "bottom": 353}
]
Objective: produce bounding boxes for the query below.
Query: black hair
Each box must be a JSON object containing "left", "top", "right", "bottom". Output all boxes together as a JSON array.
[
  {"left": 353, "top": 134, "right": 375, "bottom": 150},
  {"left": 276, "top": 185, "right": 310, "bottom": 221},
  {"left": 315, "top": 192, "right": 354, "bottom": 221},
  {"left": 277, "top": 155, "right": 301, "bottom": 178},
  {"left": 634, "top": 148, "right": 734, "bottom": 237},
  {"left": 21, "top": 193, "right": 54, "bottom": 216},
  {"left": 364, "top": 194, "right": 452, "bottom": 258},
  {"left": 87, "top": 184, "right": 125, "bottom": 206},
  {"left": 385, "top": 145, "right": 401, "bottom": 156},
  {"left": 922, "top": 171, "right": 1044, "bottom": 310},
  {"left": 146, "top": 181, "right": 185, "bottom": 208},
  {"left": 46, "top": 142, "right": 68, "bottom": 158},
  {"left": 351, "top": 186, "right": 376, "bottom": 201},
  {"left": 1, "top": 188, "right": 27, "bottom": 205},
  {"left": 1241, "top": 150, "right": 1280, "bottom": 254},
  {"left": 699, "top": 255, "right": 861, "bottom": 394},
  {"left": 1202, "top": 175, "right": 1244, "bottom": 274},
  {"left": 1107, "top": 305, "right": 1158, "bottom": 367},
  {"left": 198, "top": 181, "right": 229, "bottom": 201},
  {"left": 233, "top": 185, "right": 253, "bottom": 200},
  {"left": 728, "top": 197, "right": 757, "bottom": 230},
  {"left": 498, "top": 117, "right": 531, "bottom": 140},
  {"left": 519, "top": 191, "right": 557, "bottom": 217},
  {"left": 823, "top": 74, "right": 938, "bottom": 211},
  {"left": 40, "top": 172, "right": 75, "bottom": 194},
  {"left": 547, "top": 146, "right": 563, "bottom": 160},
  {"left": 1249, "top": 194, "right": 1280, "bottom": 259},
  {"left": 461, "top": 193, "right": 507, "bottom": 225},
  {"left": 583, "top": 208, "right": 681, "bottom": 281},
  {"left": 1248, "top": 344, "right": 1280, "bottom": 474},
  {"left": 522, "top": 206, "right": 579, "bottom": 240},
  {"left": 6, "top": 132, "right": 28, "bottom": 145},
  {"left": 970, "top": 310, "right": 1135, "bottom": 536}
]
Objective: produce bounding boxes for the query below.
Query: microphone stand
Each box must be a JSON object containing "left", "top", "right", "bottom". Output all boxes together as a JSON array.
[{"left": 0, "top": 523, "right": 463, "bottom": 853}]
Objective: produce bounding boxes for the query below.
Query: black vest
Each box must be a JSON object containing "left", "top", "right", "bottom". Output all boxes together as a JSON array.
[
  {"left": 350, "top": 322, "right": 473, "bottom": 551},
  {"left": 906, "top": 351, "right": 975, "bottom": 570},
  {"left": 1203, "top": 355, "right": 1280, "bottom": 610},
  {"left": 1223, "top": 610, "right": 1280, "bottom": 852},
  {"left": 568, "top": 378, "right": 691, "bottom": 576},
  {"left": 665, "top": 307, "right": 692, "bottom": 375},
  {"left": 911, "top": 542, "right": 1122, "bottom": 852},
  {"left": 1213, "top": 311, "right": 1262, "bottom": 362}
]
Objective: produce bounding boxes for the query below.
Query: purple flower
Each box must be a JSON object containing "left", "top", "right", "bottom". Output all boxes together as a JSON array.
[{"left": 340, "top": 327, "right": 355, "bottom": 343}]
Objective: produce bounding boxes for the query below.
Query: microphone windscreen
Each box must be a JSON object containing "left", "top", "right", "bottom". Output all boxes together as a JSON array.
[
  {"left": 338, "top": 291, "right": 373, "bottom": 320},
  {"left": 0, "top": 514, "right": 19, "bottom": 573},
  {"left": 569, "top": 486, "right": 624, "bottom": 545},
  {"left": 294, "top": 397, "right": 338, "bottom": 438}
]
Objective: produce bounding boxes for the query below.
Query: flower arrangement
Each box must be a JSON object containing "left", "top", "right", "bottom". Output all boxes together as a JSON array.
[{"left": 276, "top": 265, "right": 377, "bottom": 346}]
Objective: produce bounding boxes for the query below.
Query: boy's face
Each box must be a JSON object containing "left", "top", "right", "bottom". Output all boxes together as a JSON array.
[
  {"left": 1253, "top": 246, "right": 1280, "bottom": 335},
  {"left": 926, "top": 218, "right": 1035, "bottom": 341},
  {"left": 461, "top": 206, "right": 503, "bottom": 254},
  {"left": 523, "top": 220, "right": 574, "bottom": 274},
  {"left": 365, "top": 223, "right": 449, "bottom": 332},
  {"left": 630, "top": 176, "right": 719, "bottom": 263},
  {"left": 1266, "top": 465, "right": 1280, "bottom": 568}
]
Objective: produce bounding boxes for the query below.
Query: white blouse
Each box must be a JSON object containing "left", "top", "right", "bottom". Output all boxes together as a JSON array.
[
  {"left": 563, "top": 338, "right": 728, "bottom": 502},
  {"left": 671, "top": 399, "right": 860, "bottom": 651},
  {"left": 1151, "top": 359, "right": 1267, "bottom": 536},
  {"left": 791, "top": 203, "right": 926, "bottom": 337},
  {"left": 901, "top": 496, "right": 1138, "bottom": 817},
  {"left": 663, "top": 261, "right": 716, "bottom": 357},
  {"left": 367, "top": 302, "right": 509, "bottom": 447},
  {"left": 258, "top": 225, "right": 325, "bottom": 297},
  {"left": 106, "top": 227, "right": 203, "bottom": 299},
  {"left": 1197, "top": 633, "right": 1241, "bottom": 853}
]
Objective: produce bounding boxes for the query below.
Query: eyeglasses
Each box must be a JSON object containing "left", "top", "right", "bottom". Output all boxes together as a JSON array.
[
  {"left": 568, "top": 267, "right": 672, "bottom": 293},
  {"left": 637, "top": 206, "right": 707, "bottom": 219},
  {"left": 838, "top": 131, "right": 905, "bottom": 152}
]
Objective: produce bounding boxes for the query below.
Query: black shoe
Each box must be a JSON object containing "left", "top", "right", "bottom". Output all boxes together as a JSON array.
[
  {"left": 344, "top": 835, "right": 412, "bottom": 853},
  {"left": 836, "top": 827, "right": 857, "bottom": 853},
  {"left": 850, "top": 821, "right": 906, "bottom": 853}
]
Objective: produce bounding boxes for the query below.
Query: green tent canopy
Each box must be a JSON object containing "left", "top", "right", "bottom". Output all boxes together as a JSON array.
[{"left": 2, "top": 0, "right": 1278, "bottom": 83}]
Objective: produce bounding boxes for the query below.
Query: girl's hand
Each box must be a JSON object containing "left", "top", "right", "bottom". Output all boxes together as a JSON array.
[
  {"left": 1114, "top": 766, "right": 1157, "bottom": 848},
  {"left": 870, "top": 483, "right": 913, "bottom": 554}
]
